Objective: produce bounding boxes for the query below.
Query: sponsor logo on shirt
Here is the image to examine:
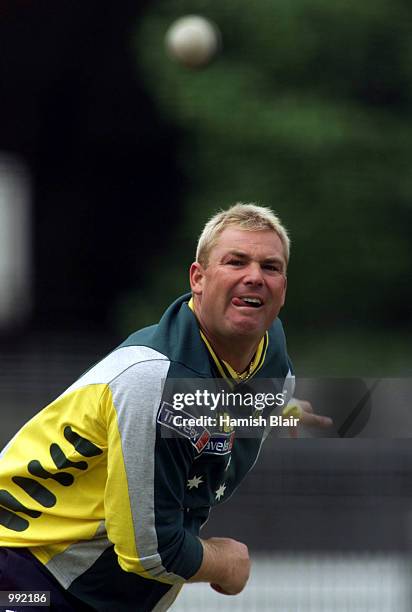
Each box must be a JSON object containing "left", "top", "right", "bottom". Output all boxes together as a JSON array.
[
  {"left": 157, "top": 402, "right": 211, "bottom": 453},
  {"left": 202, "top": 431, "right": 235, "bottom": 455}
]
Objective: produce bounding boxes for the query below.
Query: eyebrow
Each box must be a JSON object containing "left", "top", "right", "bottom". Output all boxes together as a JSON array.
[{"left": 222, "top": 250, "right": 285, "bottom": 266}]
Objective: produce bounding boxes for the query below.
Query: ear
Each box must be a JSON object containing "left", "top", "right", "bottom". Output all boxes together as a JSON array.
[{"left": 190, "top": 262, "right": 205, "bottom": 295}]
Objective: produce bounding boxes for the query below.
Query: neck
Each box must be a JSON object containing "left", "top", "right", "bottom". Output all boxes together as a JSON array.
[
  {"left": 190, "top": 295, "right": 262, "bottom": 372},
  {"left": 201, "top": 328, "right": 260, "bottom": 373}
]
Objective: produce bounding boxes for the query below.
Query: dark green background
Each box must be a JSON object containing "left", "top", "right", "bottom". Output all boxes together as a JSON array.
[
  {"left": 129, "top": 0, "right": 412, "bottom": 374},
  {"left": 0, "top": 0, "right": 410, "bottom": 376}
]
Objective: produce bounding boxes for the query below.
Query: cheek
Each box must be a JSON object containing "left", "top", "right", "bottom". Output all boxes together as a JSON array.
[
  {"left": 268, "top": 280, "right": 286, "bottom": 302},
  {"left": 273, "top": 276, "right": 286, "bottom": 291},
  {"left": 203, "top": 281, "right": 221, "bottom": 304},
  {"left": 206, "top": 273, "right": 232, "bottom": 294}
]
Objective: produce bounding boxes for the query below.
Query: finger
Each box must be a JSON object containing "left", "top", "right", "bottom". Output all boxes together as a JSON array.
[
  {"left": 296, "top": 399, "right": 313, "bottom": 414},
  {"left": 301, "top": 412, "right": 333, "bottom": 428}
]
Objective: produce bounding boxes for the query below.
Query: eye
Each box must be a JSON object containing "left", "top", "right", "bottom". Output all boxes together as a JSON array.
[
  {"left": 227, "top": 259, "right": 244, "bottom": 266},
  {"left": 263, "top": 263, "right": 283, "bottom": 273}
]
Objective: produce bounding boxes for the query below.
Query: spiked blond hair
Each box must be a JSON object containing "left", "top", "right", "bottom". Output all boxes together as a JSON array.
[{"left": 196, "top": 202, "right": 290, "bottom": 267}]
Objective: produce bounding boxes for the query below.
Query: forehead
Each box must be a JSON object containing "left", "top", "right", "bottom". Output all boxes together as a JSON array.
[{"left": 210, "top": 227, "right": 285, "bottom": 260}]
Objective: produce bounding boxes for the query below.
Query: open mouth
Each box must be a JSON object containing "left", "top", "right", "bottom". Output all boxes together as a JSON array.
[{"left": 232, "top": 296, "right": 263, "bottom": 308}]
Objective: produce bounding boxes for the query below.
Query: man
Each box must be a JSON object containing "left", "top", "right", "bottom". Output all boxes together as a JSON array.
[{"left": 0, "top": 203, "right": 331, "bottom": 611}]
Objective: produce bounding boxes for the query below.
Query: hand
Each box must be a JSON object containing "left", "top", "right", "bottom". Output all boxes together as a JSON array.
[
  {"left": 189, "top": 537, "right": 250, "bottom": 595},
  {"left": 285, "top": 398, "right": 333, "bottom": 438},
  {"left": 207, "top": 537, "right": 250, "bottom": 595}
]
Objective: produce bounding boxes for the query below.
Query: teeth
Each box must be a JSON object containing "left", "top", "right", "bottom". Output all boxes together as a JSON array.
[{"left": 243, "top": 297, "right": 262, "bottom": 305}]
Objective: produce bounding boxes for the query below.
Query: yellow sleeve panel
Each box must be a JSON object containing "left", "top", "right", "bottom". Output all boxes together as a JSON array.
[
  {"left": 0, "top": 384, "right": 108, "bottom": 552},
  {"left": 0, "top": 381, "right": 174, "bottom": 584}
]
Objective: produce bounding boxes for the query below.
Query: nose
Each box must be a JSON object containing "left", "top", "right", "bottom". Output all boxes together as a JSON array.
[{"left": 243, "top": 262, "right": 264, "bottom": 286}]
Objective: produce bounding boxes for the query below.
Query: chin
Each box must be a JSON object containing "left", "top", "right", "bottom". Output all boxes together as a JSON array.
[{"left": 230, "top": 320, "right": 264, "bottom": 337}]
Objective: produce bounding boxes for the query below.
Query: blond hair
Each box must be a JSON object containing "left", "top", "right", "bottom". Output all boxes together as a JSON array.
[{"left": 196, "top": 202, "right": 290, "bottom": 267}]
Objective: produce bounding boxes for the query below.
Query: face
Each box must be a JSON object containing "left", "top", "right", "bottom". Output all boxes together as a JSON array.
[{"left": 190, "top": 227, "right": 287, "bottom": 346}]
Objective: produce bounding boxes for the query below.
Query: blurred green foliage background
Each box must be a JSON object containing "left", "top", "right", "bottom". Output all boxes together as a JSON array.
[{"left": 121, "top": 0, "right": 412, "bottom": 375}]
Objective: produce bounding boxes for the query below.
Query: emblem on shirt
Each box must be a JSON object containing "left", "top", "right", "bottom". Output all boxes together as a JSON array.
[
  {"left": 187, "top": 475, "right": 204, "bottom": 489},
  {"left": 157, "top": 402, "right": 211, "bottom": 453},
  {"left": 202, "top": 431, "right": 235, "bottom": 456},
  {"left": 215, "top": 483, "right": 227, "bottom": 500}
]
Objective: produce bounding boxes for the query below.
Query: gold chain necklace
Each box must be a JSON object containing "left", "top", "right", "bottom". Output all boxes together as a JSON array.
[{"left": 234, "top": 358, "right": 255, "bottom": 381}]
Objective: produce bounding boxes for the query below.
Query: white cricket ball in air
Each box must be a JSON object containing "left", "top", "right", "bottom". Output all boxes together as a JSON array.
[{"left": 165, "top": 15, "right": 221, "bottom": 69}]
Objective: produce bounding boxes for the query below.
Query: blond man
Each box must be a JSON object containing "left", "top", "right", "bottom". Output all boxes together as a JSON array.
[{"left": 0, "top": 203, "right": 330, "bottom": 610}]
